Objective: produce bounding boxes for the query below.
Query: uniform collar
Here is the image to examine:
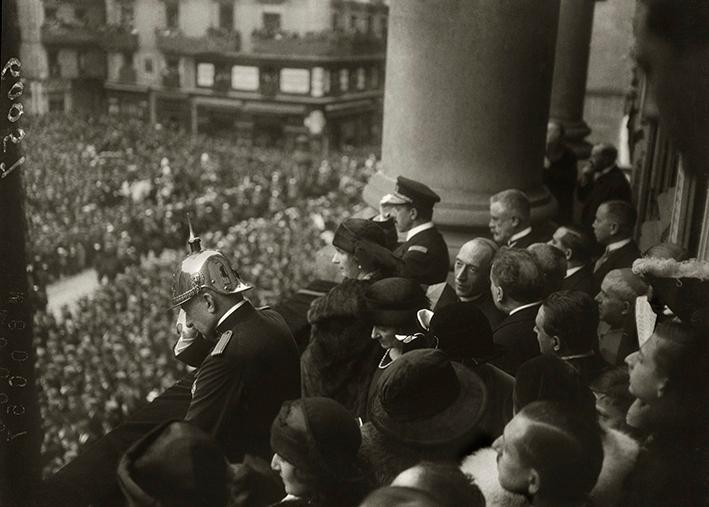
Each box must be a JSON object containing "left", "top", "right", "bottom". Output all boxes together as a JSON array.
[
  {"left": 406, "top": 221, "right": 434, "bottom": 241},
  {"left": 215, "top": 300, "right": 251, "bottom": 334},
  {"left": 508, "top": 227, "right": 532, "bottom": 246}
]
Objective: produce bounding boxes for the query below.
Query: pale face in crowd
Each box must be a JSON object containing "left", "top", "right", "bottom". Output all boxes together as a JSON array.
[
  {"left": 533, "top": 306, "right": 558, "bottom": 355},
  {"left": 332, "top": 247, "right": 361, "bottom": 279},
  {"left": 454, "top": 242, "right": 492, "bottom": 299},
  {"left": 493, "top": 415, "right": 537, "bottom": 496},
  {"left": 624, "top": 331, "right": 668, "bottom": 429},
  {"left": 387, "top": 204, "right": 416, "bottom": 234},
  {"left": 548, "top": 227, "right": 573, "bottom": 262},
  {"left": 371, "top": 325, "right": 400, "bottom": 351},
  {"left": 595, "top": 277, "right": 629, "bottom": 329},
  {"left": 489, "top": 201, "right": 518, "bottom": 245},
  {"left": 594, "top": 393, "right": 628, "bottom": 432},
  {"left": 271, "top": 453, "right": 309, "bottom": 497},
  {"left": 592, "top": 204, "right": 616, "bottom": 245}
]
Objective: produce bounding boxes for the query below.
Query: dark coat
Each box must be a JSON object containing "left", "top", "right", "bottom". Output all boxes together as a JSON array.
[
  {"left": 563, "top": 352, "right": 610, "bottom": 386},
  {"left": 185, "top": 302, "right": 300, "bottom": 462},
  {"left": 464, "top": 291, "right": 507, "bottom": 330},
  {"left": 492, "top": 304, "right": 542, "bottom": 376},
  {"left": 394, "top": 226, "right": 450, "bottom": 285},
  {"left": 593, "top": 240, "right": 641, "bottom": 286},
  {"left": 465, "top": 362, "right": 514, "bottom": 442},
  {"left": 579, "top": 166, "right": 633, "bottom": 229},
  {"left": 300, "top": 278, "right": 380, "bottom": 419},
  {"left": 544, "top": 146, "right": 578, "bottom": 225},
  {"left": 561, "top": 264, "right": 598, "bottom": 297}
]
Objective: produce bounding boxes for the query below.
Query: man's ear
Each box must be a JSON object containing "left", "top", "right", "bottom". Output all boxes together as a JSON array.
[
  {"left": 552, "top": 336, "right": 561, "bottom": 352},
  {"left": 609, "top": 221, "right": 620, "bottom": 236},
  {"left": 656, "top": 377, "right": 669, "bottom": 399},
  {"left": 511, "top": 216, "right": 521, "bottom": 229},
  {"left": 202, "top": 292, "right": 217, "bottom": 314},
  {"left": 528, "top": 469, "right": 541, "bottom": 496},
  {"left": 564, "top": 248, "right": 573, "bottom": 261},
  {"left": 621, "top": 299, "right": 631, "bottom": 316},
  {"left": 496, "top": 286, "right": 504, "bottom": 303},
  {"left": 409, "top": 206, "right": 419, "bottom": 222}
]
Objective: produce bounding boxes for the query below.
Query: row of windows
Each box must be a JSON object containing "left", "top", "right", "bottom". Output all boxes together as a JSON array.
[{"left": 194, "top": 62, "right": 381, "bottom": 96}]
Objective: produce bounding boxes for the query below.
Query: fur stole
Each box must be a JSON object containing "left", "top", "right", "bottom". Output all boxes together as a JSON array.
[{"left": 460, "top": 428, "right": 640, "bottom": 507}]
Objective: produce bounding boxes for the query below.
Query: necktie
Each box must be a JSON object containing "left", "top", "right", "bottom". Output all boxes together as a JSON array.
[{"left": 594, "top": 248, "right": 611, "bottom": 272}]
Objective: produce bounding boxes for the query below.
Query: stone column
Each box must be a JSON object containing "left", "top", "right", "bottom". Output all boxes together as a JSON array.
[
  {"left": 549, "top": 0, "right": 596, "bottom": 158},
  {"left": 363, "top": 0, "right": 560, "bottom": 253}
]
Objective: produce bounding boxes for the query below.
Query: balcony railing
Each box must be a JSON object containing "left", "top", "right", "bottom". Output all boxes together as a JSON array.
[
  {"left": 41, "top": 20, "right": 100, "bottom": 46},
  {"left": 99, "top": 25, "right": 139, "bottom": 52},
  {"left": 251, "top": 29, "right": 386, "bottom": 57},
  {"left": 156, "top": 27, "right": 241, "bottom": 55}
]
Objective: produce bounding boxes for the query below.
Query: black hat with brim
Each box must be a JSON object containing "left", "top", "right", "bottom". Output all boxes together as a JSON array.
[{"left": 369, "top": 349, "right": 488, "bottom": 448}]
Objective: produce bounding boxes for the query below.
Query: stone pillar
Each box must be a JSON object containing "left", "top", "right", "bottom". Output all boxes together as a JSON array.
[
  {"left": 549, "top": 0, "right": 596, "bottom": 158},
  {"left": 363, "top": 0, "right": 560, "bottom": 253}
]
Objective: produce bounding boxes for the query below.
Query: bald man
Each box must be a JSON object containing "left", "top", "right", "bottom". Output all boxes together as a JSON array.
[
  {"left": 595, "top": 268, "right": 648, "bottom": 365},
  {"left": 454, "top": 239, "right": 506, "bottom": 328}
]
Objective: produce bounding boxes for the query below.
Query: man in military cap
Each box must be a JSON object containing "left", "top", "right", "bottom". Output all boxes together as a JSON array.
[
  {"left": 380, "top": 176, "right": 450, "bottom": 285},
  {"left": 171, "top": 224, "right": 300, "bottom": 462}
]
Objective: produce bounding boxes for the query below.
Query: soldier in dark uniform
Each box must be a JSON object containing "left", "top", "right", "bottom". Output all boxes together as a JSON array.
[
  {"left": 171, "top": 223, "right": 300, "bottom": 462},
  {"left": 381, "top": 176, "right": 450, "bottom": 285}
]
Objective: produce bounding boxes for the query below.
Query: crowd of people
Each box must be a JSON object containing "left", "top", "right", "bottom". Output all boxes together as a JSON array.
[
  {"left": 23, "top": 113, "right": 373, "bottom": 289},
  {"left": 30, "top": 2, "right": 709, "bottom": 505},
  {"left": 29, "top": 113, "right": 378, "bottom": 476}
]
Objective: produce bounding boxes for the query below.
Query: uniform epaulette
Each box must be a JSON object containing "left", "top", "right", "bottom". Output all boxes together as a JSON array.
[
  {"left": 211, "top": 330, "right": 233, "bottom": 356},
  {"left": 408, "top": 245, "right": 428, "bottom": 254}
]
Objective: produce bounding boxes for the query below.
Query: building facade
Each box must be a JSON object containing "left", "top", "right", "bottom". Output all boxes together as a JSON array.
[{"left": 18, "top": 0, "right": 388, "bottom": 147}]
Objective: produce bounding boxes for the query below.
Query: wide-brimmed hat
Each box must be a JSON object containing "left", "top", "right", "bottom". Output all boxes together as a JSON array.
[
  {"left": 270, "top": 397, "right": 362, "bottom": 480},
  {"left": 632, "top": 258, "right": 709, "bottom": 329},
  {"left": 369, "top": 349, "right": 487, "bottom": 448},
  {"left": 365, "top": 278, "right": 430, "bottom": 328},
  {"left": 419, "top": 302, "right": 505, "bottom": 364}
]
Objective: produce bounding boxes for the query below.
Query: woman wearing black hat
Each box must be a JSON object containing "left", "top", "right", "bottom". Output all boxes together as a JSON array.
[
  {"left": 269, "top": 397, "right": 371, "bottom": 506},
  {"left": 418, "top": 301, "right": 513, "bottom": 441},
  {"left": 301, "top": 218, "right": 401, "bottom": 418},
  {"left": 363, "top": 277, "right": 435, "bottom": 420}
]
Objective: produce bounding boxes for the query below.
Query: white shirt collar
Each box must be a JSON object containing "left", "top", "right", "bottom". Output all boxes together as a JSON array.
[
  {"left": 216, "top": 300, "right": 247, "bottom": 328},
  {"left": 509, "top": 301, "right": 541, "bottom": 316},
  {"left": 606, "top": 238, "right": 632, "bottom": 252},
  {"left": 565, "top": 265, "right": 584, "bottom": 278},
  {"left": 508, "top": 227, "right": 532, "bottom": 246},
  {"left": 406, "top": 221, "right": 435, "bottom": 241}
]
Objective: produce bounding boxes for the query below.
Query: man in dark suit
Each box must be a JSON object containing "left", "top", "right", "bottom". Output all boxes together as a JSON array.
[
  {"left": 453, "top": 238, "right": 506, "bottom": 328},
  {"left": 490, "top": 248, "right": 545, "bottom": 375},
  {"left": 548, "top": 225, "right": 598, "bottom": 297},
  {"left": 592, "top": 200, "right": 641, "bottom": 286},
  {"left": 578, "top": 143, "right": 633, "bottom": 230},
  {"left": 489, "top": 189, "right": 550, "bottom": 248},
  {"left": 172, "top": 228, "right": 300, "bottom": 462},
  {"left": 381, "top": 176, "right": 450, "bottom": 285}
]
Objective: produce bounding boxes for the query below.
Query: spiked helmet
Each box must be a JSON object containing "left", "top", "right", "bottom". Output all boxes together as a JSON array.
[{"left": 170, "top": 215, "right": 251, "bottom": 308}]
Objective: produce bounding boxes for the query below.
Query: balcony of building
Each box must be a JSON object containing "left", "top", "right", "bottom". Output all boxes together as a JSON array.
[
  {"left": 162, "top": 68, "right": 181, "bottom": 88},
  {"left": 251, "top": 29, "right": 386, "bottom": 57},
  {"left": 99, "top": 24, "right": 139, "bottom": 52},
  {"left": 41, "top": 19, "right": 100, "bottom": 47},
  {"left": 155, "top": 27, "right": 241, "bottom": 56},
  {"left": 117, "top": 65, "right": 137, "bottom": 84}
]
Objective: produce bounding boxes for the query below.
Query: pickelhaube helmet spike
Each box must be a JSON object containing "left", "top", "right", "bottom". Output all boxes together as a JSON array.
[
  {"left": 186, "top": 213, "right": 201, "bottom": 253},
  {"left": 170, "top": 216, "right": 252, "bottom": 308}
]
